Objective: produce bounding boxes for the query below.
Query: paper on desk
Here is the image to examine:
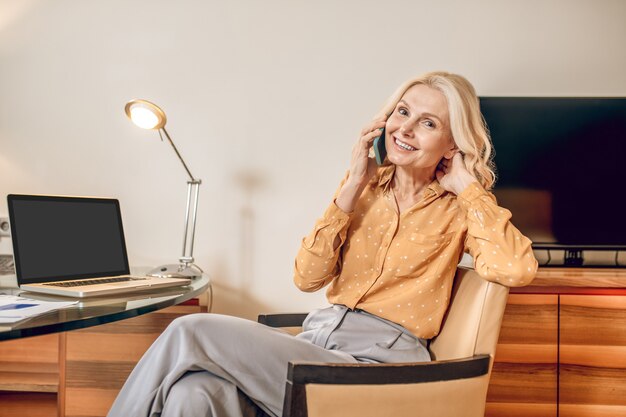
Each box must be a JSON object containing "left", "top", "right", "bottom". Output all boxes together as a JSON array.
[{"left": 0, "top": 294, "right": 77, "bottom": 323}]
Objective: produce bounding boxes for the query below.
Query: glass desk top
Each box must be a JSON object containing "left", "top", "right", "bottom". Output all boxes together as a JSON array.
[{"left": 0, "top": 273, "right": 209, "bottom": 341}]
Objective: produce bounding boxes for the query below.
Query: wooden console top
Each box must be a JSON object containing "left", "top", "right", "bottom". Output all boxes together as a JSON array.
[{"left": 510, "top": 268, "right": 626, "bottom": 295}]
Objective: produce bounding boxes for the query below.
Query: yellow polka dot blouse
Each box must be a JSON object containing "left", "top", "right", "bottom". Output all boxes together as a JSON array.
[{"left": 294, "top": 165, "right": 538, "bottom": 339}]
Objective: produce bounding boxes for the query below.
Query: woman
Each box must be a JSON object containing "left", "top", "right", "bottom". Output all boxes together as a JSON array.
[{"left": 108, "top": 71, "right": 537, "bottom": 417}]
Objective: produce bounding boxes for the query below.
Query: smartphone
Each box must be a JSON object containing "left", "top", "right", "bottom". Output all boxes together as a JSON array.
[{"left": 373, "top": 128, "right": 387, "bottom": 166}]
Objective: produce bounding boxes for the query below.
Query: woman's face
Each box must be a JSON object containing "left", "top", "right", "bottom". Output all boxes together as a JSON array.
[{"left": 384, "top": 84, "right": 455, "bottom": 171}]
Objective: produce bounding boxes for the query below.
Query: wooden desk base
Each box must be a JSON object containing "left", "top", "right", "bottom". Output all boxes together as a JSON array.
[{"left": 0, "top": 303, "right": 202, "bottom": 417}]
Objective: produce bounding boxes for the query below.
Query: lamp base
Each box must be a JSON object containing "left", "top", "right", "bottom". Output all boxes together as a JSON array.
[{"left": 147, "top": 263, "right": 203, "bottom": 279}]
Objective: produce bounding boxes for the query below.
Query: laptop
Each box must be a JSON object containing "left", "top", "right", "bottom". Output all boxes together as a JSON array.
[{"left": 7, "top": 194, "right": 191, "bottom": 297}]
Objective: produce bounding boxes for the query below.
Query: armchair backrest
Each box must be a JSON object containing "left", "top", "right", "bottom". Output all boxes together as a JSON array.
[{"left": 429, "top": 267, "right": 509, "bottom": 362}]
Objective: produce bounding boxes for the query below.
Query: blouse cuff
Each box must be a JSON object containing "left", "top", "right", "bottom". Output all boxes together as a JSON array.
[
  {"left": 325, "top": 199, "right": 353, "bottom": 224},
  {"left": 457, "top": 182, "right": 490, "bottom": 210}
]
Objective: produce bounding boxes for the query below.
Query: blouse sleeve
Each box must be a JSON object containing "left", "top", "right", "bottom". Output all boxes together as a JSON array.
[
  {"left": 458, "top": 182, "right": 538, "bottom": 287},
  {"left": 294, "top": 173, "right": 353, "bottom": 292}
]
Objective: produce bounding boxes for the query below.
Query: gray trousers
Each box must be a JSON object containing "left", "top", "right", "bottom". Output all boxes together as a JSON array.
[{"left": 107, "top": 305, "right": 430, "bottom": 417}]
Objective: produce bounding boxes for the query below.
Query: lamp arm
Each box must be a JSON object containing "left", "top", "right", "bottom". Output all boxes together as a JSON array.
[
  {"left": 160, "top": 127, "right": 196, "bottom": 182},
  {"left": 160, "top": 127, "right": 201, "bottom": 268},
  {"left": 181, "top": 179, "right": 201, "bottom": 263}
]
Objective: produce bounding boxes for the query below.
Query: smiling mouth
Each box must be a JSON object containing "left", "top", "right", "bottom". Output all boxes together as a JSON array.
[{"left": 393, "top": 136, "right": 417, "bottom": 151}]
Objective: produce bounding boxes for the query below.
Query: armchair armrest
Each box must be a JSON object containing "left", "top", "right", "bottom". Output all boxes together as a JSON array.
[
  {"left": 283, "top": 355, "right": 491, "bottom": 417},
  {"left": 258, "top": 313, "right": 308, "bottom": 328},
  {"left": 288, "top": 354, "right": 490, "bottom": 385}
]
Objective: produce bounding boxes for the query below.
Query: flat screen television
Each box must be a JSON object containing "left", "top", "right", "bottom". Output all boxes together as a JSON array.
[{"left": 479, "top": 97, "right": 626, "bottom": 267}]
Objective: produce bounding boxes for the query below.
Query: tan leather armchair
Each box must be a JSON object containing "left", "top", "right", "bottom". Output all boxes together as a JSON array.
[{"left": 258, "top": 267, "right": 510, "bottom": 417}]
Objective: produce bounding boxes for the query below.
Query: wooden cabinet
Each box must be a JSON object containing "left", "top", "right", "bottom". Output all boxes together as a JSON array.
[
  {"left": 559, "top": 295, "right": 626, "bottom": 417},
  {"left": 486, "top": 268, "right": 626, "bottom": 417},
  {"left": 486, "top": 294, "right": 558, "bottom": 417},
  {"left": 0, "top": 334, "right": 59, "bottom": 417},
  {"left": 0, "top": 303, "right": 201, "bottom": 417}
]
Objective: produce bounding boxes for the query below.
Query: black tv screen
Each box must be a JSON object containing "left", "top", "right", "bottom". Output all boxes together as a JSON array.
[{"left": 480, "top": 97, "right": 626, "bottom": 248}]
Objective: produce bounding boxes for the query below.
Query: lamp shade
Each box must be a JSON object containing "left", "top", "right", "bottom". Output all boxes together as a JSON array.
[{"left": 124, "top": 99, "right": 167, "bottom": 130}]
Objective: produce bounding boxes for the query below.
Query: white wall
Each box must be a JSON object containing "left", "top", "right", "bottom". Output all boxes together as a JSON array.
[{"left": 1, "top": 0, "right": 625, "bottom": 318}]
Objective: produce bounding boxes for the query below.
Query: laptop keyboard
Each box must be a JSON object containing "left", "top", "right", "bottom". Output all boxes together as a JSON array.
[{"left": 43, "top": 276, "right": 145, "bottom": 287}]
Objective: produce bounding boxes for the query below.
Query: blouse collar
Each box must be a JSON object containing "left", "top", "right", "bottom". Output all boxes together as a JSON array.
[{"left": 377, "top": 164, "right": 445, "bottom": 197}]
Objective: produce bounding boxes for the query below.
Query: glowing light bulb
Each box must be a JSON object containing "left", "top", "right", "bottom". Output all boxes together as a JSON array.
[
  {"left": 124, "top": 99, "right": 167, "bottom": 130},
  {"left": 130, "top": 107, "right": 160, "bottom": 129}
]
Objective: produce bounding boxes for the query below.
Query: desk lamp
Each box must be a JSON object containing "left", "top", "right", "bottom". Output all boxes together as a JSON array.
[{"left": 124, "top": 99, "right": 203, "bottom": 278}]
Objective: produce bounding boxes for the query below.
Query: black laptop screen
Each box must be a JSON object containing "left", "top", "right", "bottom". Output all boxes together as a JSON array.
[{"left": 8, "top": 195, "right": 130, "bottom": 284}]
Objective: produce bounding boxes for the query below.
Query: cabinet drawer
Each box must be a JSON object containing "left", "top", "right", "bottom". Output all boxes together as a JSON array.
[
  {"left": 487, "top": 294, "right": 558, "bottom": 417},
  {"left": 559, "top": 295, "right": 626, "bottom": 415}
]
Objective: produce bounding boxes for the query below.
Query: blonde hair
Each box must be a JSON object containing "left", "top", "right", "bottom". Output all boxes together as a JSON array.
[{"left": 374, "top": 71, "right": 497, "bottom": 190}]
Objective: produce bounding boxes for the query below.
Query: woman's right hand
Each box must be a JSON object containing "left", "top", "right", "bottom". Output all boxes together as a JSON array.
[
  {"left": 335, "top": 118, "right": 387, "bottom": 214},
  {"left": 346, "top": 118, "right": 387, "bottom": 188}
]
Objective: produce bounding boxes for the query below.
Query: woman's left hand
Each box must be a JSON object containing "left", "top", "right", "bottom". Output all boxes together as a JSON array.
[{"left": 436, "top": 152, "right": 480, "bottom": 195}]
